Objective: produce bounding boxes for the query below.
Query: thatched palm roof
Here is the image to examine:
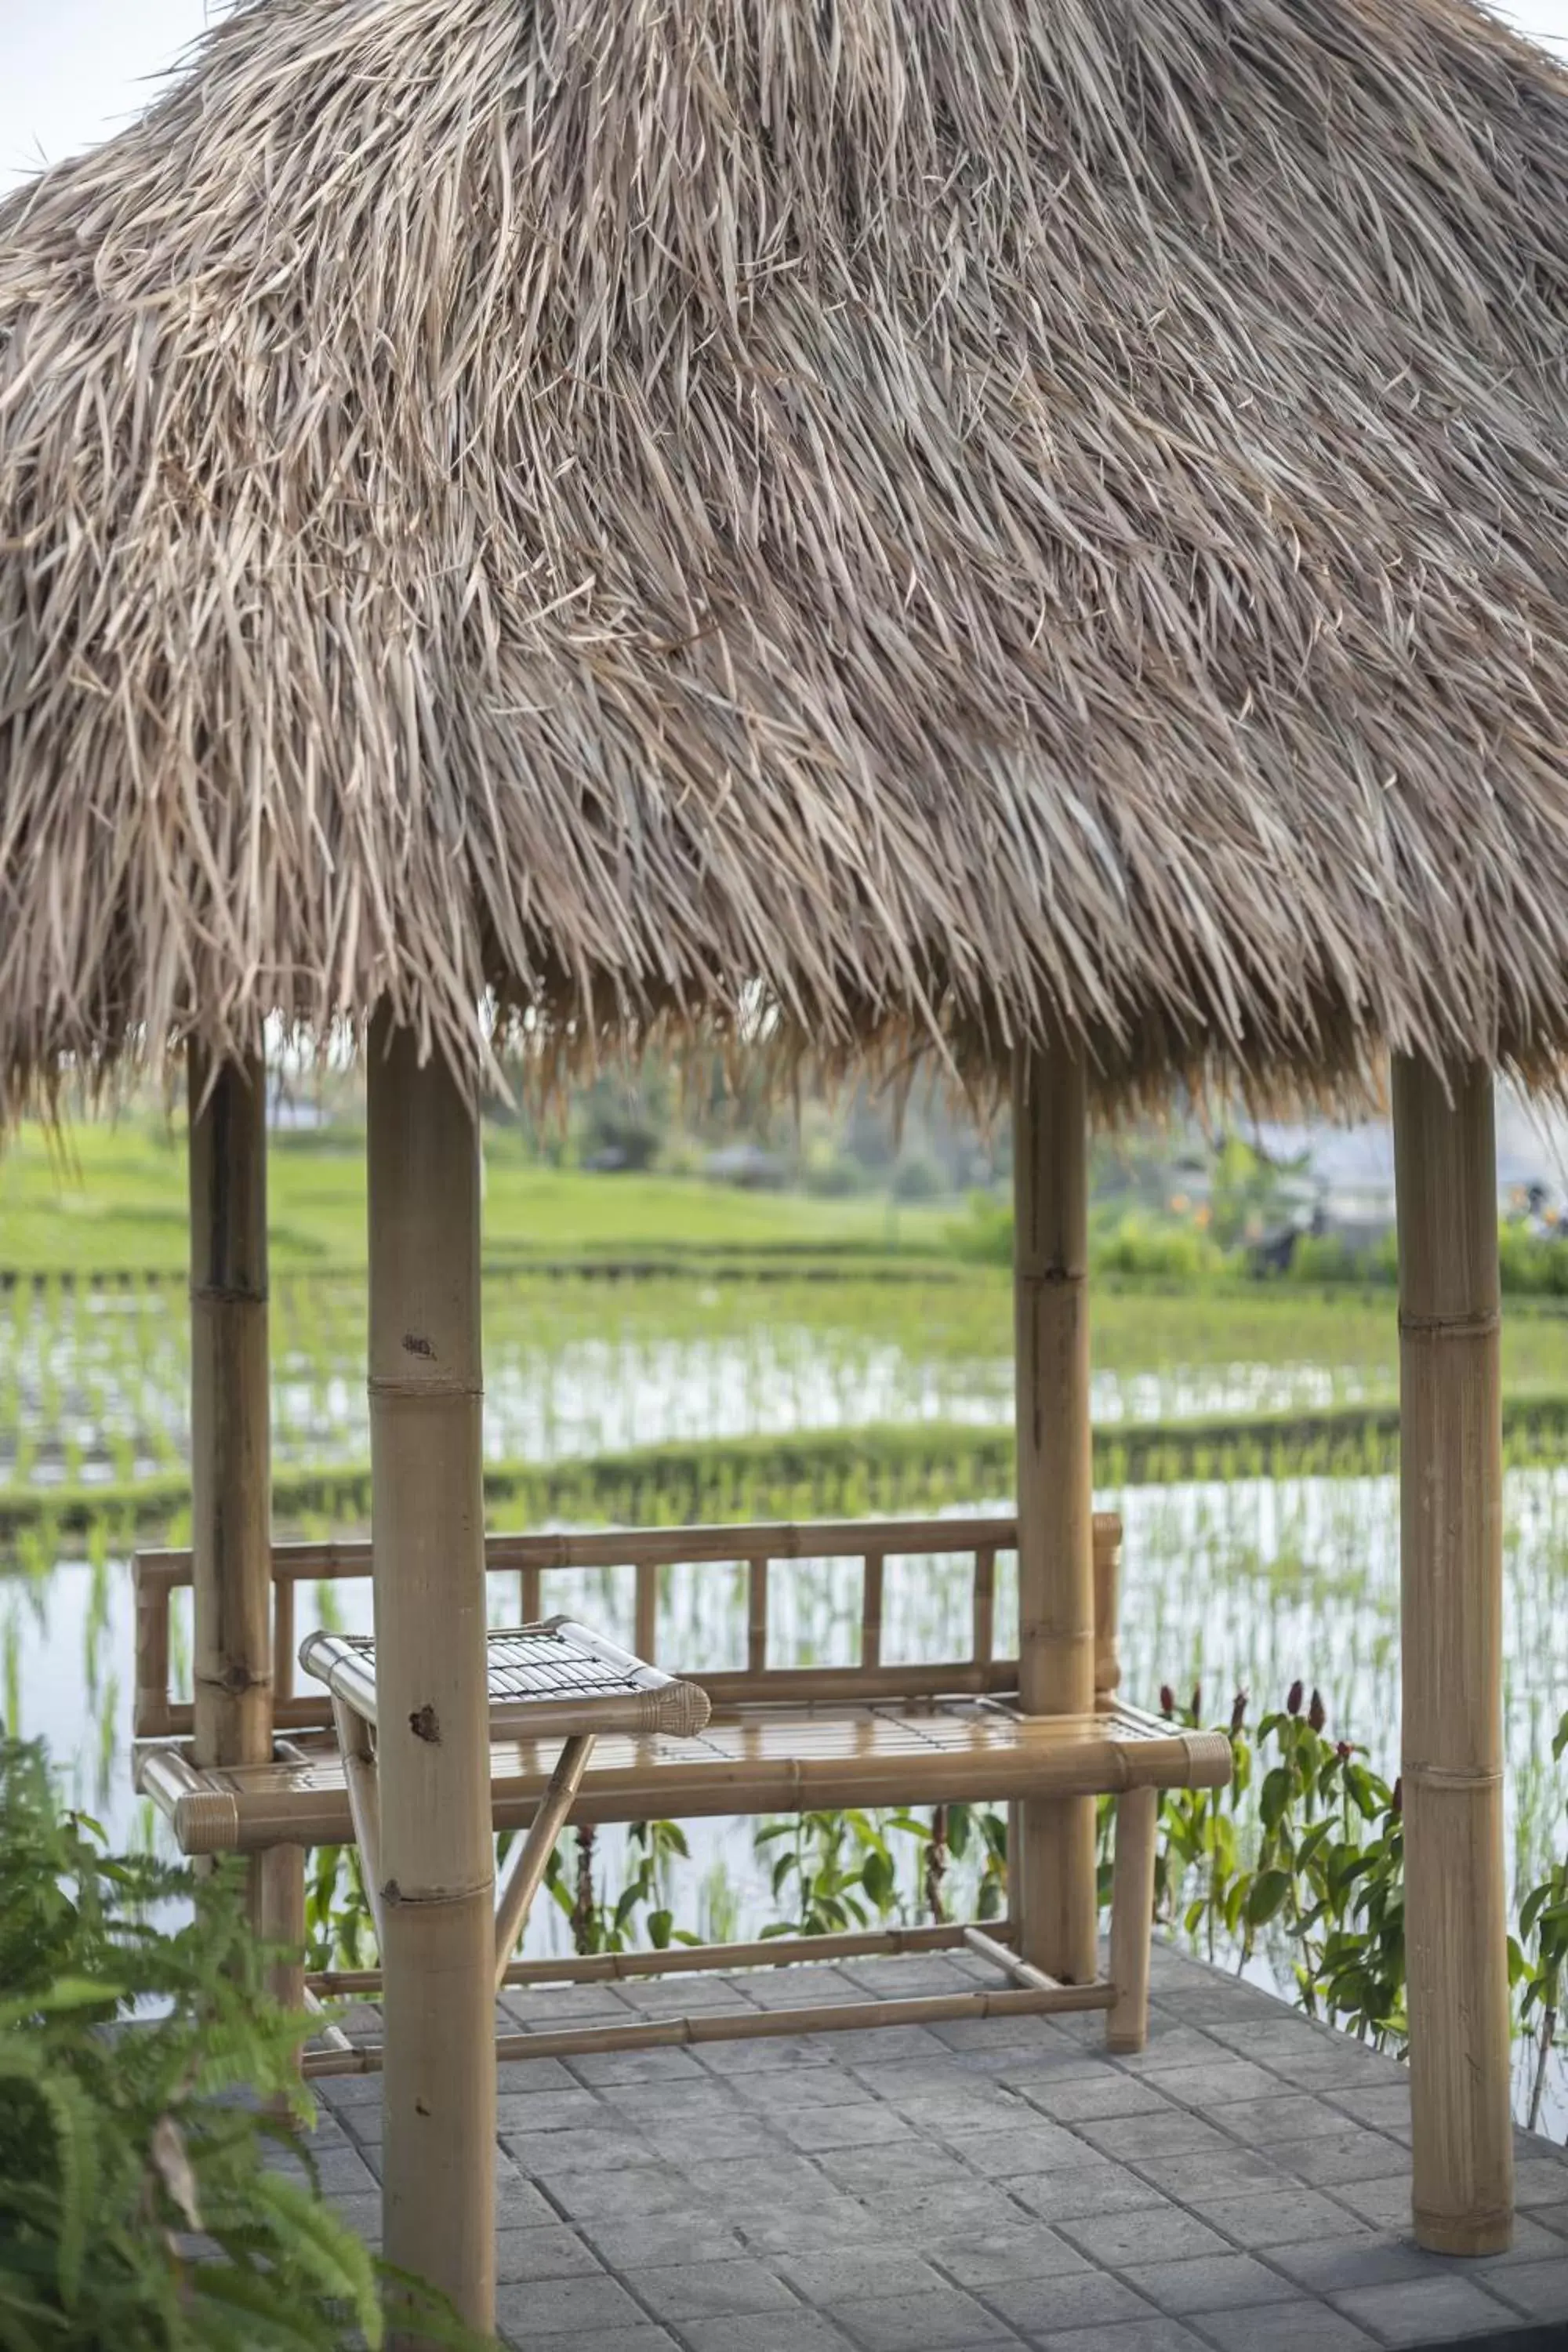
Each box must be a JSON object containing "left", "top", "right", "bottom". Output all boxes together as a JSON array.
[{"left": 5, "top": 0, "right": 1568, "bottom": 1104}]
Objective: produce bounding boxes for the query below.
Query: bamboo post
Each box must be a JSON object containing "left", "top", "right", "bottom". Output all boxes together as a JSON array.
[
  {"left": 860, "top": 1552, "right": 885, "bottom": 1671},
  {"left": 367, "top": 1016, "right": 495, "bottom": 2335},
  {"left": 1392, "top": 1055, "right": 1513, "bottom": 2256},
  {"left": 747, "top": 1559, "right": 769, "bottom": 1675},
  {"left": 188, "top": 1047, "right": 304, "bottom": 1976},
  {"left": 189, "top": 1045, "right": 272, "bottom": 1773},
  {"left": 1012, "top": 1042, "right": 1098, "bottom": 1982}
]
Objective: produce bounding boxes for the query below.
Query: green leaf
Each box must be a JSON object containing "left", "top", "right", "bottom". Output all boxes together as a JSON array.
[
  {"left": 249, "top": 2169, "right": 383, "bottom": 2345},
  {"left": 1245, "top": 1869, "right": 1292, "bottom": 1928}
]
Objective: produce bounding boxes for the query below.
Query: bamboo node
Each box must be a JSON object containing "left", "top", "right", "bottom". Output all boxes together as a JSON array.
[
  {"left": 195, "top": 1664, "right": 271, "bottom": 1697},
  {"left": 1403, "top": 1760, "right": 1503, "bottom": 1789},
  {"left": 1397, "top": 1307, "right": 1501, "bottom": 1338}
]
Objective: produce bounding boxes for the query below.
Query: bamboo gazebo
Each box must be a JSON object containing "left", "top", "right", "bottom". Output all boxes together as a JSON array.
[{"left": 8, "top": 0, "right": 1568, "bottom": 2330}]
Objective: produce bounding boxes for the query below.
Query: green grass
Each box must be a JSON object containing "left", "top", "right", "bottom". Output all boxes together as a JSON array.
[
  {"left": 13, "top": 1393, "right": 1568, "bottom": 1542},
  {"left": 0, "top": 1117, "right": 952, "bottom": 1273}
]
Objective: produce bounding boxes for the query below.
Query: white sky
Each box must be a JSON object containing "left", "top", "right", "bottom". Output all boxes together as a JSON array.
[{"left": 5, "top": 0, "right": 1568, "bottom": 190}]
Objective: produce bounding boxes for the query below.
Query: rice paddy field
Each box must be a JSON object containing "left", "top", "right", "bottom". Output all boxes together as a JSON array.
[{"left": 5, "top": 1119, "right": 1568, "bottom": 2124}]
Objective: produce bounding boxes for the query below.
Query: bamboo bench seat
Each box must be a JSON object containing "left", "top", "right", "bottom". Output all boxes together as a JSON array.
[
  {"left": 140, "top": 1693, "right": 1228, "bottom": 1857},
  {"left": 132, "top": 1510, "right": 1230, "bottom": 2061}
]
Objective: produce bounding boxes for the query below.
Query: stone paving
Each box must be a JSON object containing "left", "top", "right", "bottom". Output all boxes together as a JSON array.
[{"left": 295, "top": 1940, "right": 1568, "bottom": 2350}]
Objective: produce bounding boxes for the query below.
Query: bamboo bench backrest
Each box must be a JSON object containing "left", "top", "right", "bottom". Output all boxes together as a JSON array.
[{"left": 133, "top": 1513, "right": 1122, "bottom": 1742}]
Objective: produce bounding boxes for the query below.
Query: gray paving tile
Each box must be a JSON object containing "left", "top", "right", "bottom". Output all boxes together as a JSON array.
[
  {"left": 1332, "top": 2274, "right": 1525, "bottom": 2343},
  {"left": 596, "top": 2079, "right": 746, "bottom": 2122},
  {"left": 1116, "top": 2252, "right": 1298, "bottom": 2315},
  {"left": 498, "top": 2330, "right": 677, "bottom": 2352},
  {"left": 1485, "top": 2256, "right": 1568, "bottom": 2320},
  {"left": 1026, "top": 2325, "right": 1209, "bottom": 2352},
  {"left": 681, "top": 2315, "right": 855, "bottom": 2352},
  {"left": 498, "top": 1983, "right": 635, "bottom": 2025},
  {"left": 954, "top": 2046, "right": 1108, "bottom": 2089},
  {"left": 695, "top": 2035, "right": 826, "bottom": 2074},
  {"left": 732, "top": 2065, "right": 873, "bottom": 2110},
  {"left": 1267, "top": 2234, "right": 1457, "bottom": 2293},
  {"left": 506, "top": 2125, "right": 657, "bottom": 2176},
  {"left": 1134, "top": 2059, "right": 1283, "bottom": 2111},
  {"left": 775, "top": 2103, "right": 916, "bottom": 2151},
  {"left": 493, "top": 2224, "right": 604, "bottom": 2282},
  {"left": 815, "top": 2140, "right": 974, "bottom": 2192},
  {"left": 900, "top": 2089, "right": 1051, "bottom": 2136},
  {"left": 683, "top": 2152, "right": 838, "bottom": 2207},
  {"left": 836, "top": 2287, "right": 1018, "bottom": 2348},
  {"left": 958, "top": 2122, "right": 1109, "bottom": 2178},
  {"left": 1515, "top": 2155, "right": 1568, "bottom": 2209},
  {"left": 1320, "top": 2085, "right": 1412, "bottom": 2137},
  {"left": 1043, "top": 2325, "right": 1215, "bottom": 2352},
  {"left": 1204, "top": 2093, "right": 1350, "bottom": 2149},
  {"left": 492, "top": 2270, "right": 648, "bottom": 2336},
  {"left": 545, "top": 2162, "right": 706, "bottom": 2221},
  {"left": 494, "top": 2172, "right": 563, "bottom": 2230},
  {"left": 736, "top": 2201, "right": 902, "bottom": 2254},
  {"left": 494, "top": 2088, "right": 604, "bottom": 2134},
  {"left": 566, "top": 2044, "right": 710, "bottom": 2087},
  {"left": 840, "top": 1957, "right": 983, "bottom": 1996},
  {"left": 931, "top": 2014, "right": 1092, "bottom": 2055},
  {"left": 336, "top": 2100, "right": 386, "bottom": 2145},
  {"left": 1182, "top": 2187, "right": 1374, "bottom": 2249},
  {"left": 1020, "top": 2076, "right": 1176, "bottom": 2126},
  {"left": 1319, "top": 2173, "right": 1417, "bottom": 2234},
  {"left": 928, "top": 2226, "right": 1092, "bottom": 2289},
  {"left": 742, "top": 1968, "right": 876, "bottom": 2009},
  {"left": 1469, "top": 2215, "right": 1568, "bottom": 2267},
  {"left": 1210, "top": 2023, "right": 1403, "bottom": 2090},
  {"left": 1057, "top": 2205, "right": 1232, "bottom": 2269},
  {"left": 1074, "top": 2112, "right": 1232, "bottom": 2163},
  {"left": 615, "top": 1972, "right": 763, "bottom": 2013},
  {"left": 321, "top": 2190, "right": 381, "bottom": 2248},
  {"left": 1129, "top": 2147, "right": 1291, "bottom": 2198},
  {"left": 855, "top": 2182, "right": 1030, "bottom": 2238},
  {"left": 1009, "top": 2166, "right": 1170, "bottom": 2226},
  {"left": 640, "top": 2113, "right": 781, "bottom": 2163},
  {"left": 980, "top": 2270, "right": 1157, "bottom": 2335},
  {"left": 315, "top": 2070, "right": 388, "bottom": 2109},
  {"left": 773, "top": 2248, "right": 951, "bottom": 2306},
  {"left": 1518, "top": 2198, "right": 1568, "bottom": 2241},
  {"left": 1100, "top": 2028, "right": 1236, "bottom": 2076},
  {"left": 622, "top": 2258, "right": 800, "bottom": 2321},
  {"left": 1193, "top": 2303, "right": 1377, "bottom": 2350},
  {"left": 807, "top": 2026, "right": 954, "bottom": 2065},
  {"left": 303, "top": 2143, "right": 379, "bottom": 2195},
  {"left": 580, "top": 2213, "right": 746, "bottom": 2269},
  {"left": 1267, "top": 2128, "right": 1414, "bottom": 2187}
]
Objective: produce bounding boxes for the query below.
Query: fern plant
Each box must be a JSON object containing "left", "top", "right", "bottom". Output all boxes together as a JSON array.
[{"left": 0, "top": 1738, "right": 485, "bottom": 2351}]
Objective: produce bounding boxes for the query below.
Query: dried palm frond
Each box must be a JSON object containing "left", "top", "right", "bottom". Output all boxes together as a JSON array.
[{"left": 5, "top": 0, "right": 1568, "bottom": 1112}]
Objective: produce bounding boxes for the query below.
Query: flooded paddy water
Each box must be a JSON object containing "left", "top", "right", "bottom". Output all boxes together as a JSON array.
[{"left": 5, "top": 1262, "right": 1568, "bottom": 2122}]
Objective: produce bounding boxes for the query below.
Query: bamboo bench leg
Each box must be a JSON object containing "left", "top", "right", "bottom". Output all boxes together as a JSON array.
[
  {"left": 494, "top": 1733, "right": 594, "bottom": 1992},
  {"left": 332, "top": 1696, "right": 386, "bottom": 1948},
  {"left": 1106, "top": 1785, "right": 1158, "bottom": 2053}
]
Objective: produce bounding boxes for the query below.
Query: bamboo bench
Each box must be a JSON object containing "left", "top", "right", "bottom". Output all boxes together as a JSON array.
[{"left": 132, "top": 1513, "right": 1229, "bottom": 2066}]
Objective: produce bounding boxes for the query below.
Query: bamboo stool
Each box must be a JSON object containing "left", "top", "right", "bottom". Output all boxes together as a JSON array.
[{"left": 299, "top": 1617, "right": 711, "bottom": 1989}]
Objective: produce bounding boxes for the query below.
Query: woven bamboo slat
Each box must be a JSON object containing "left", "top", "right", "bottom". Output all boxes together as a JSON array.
[{"left": 136, "top": 1702, "right": 1229, "bottom": 1856}]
